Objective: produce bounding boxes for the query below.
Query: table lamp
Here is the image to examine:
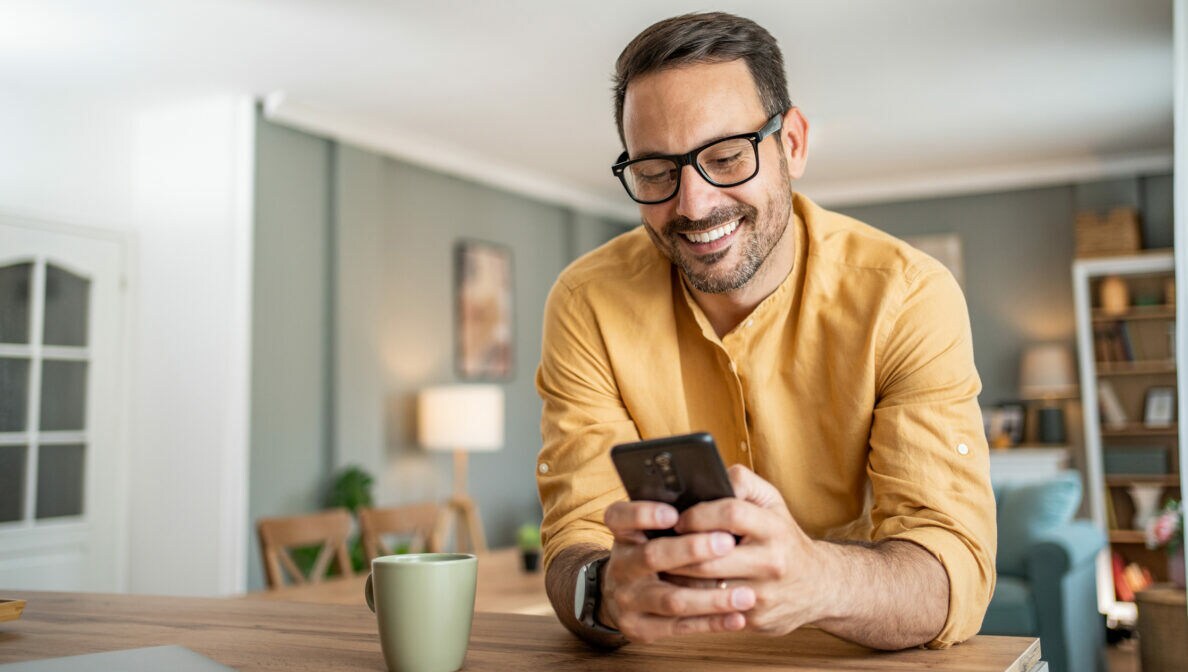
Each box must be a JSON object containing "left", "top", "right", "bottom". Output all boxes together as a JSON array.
[
  {"left": 418, "top": 384, "right": 504, "bottom": 553},
  {"left": 1019, "top": 343, "right": 1079, "bottom": 444}
]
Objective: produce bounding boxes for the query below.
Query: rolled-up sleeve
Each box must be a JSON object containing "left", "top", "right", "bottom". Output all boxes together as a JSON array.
[
  {"left": 868, "top": 261, "right": 997, "bottom": 647},
  {"left": 535, "top": 279, "right": 640, "bottom": 570}
]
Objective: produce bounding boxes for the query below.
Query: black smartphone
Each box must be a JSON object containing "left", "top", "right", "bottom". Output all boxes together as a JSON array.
[{"left": 611, "top": 432, "right": 735, "bottom": 539}]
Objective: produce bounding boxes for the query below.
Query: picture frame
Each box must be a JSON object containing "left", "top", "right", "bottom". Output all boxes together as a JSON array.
[
  {"left": 1143, "top": 386, "right": 1176, "bottom": 427},
  {"left": 986, "top": 402, "right": 1026, "bottom": 447},
  {"left": 455, "top": 240, "right": 513, "bottom": 380}
]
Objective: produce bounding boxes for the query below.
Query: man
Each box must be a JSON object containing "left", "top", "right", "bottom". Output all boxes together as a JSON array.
[{"left": 535, "top": 12, "right": 995, "bottom": 651}]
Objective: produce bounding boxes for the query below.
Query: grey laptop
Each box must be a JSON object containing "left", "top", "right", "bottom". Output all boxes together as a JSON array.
[{"left": 0, "top": 646, "right": 234, "bottom": 671}]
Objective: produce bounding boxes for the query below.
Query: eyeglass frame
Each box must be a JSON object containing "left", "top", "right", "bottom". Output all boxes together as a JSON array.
[{"left": 610, "top": 113, "right": 784, "bottom": 205}]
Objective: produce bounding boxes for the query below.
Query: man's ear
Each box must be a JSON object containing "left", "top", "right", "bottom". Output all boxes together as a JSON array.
[{"left": 780, "top": 107, "right": 809, "bottom": 180}]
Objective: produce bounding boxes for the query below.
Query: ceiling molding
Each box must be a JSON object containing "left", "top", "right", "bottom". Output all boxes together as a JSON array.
[
  {"left": 804, "top": 151, "right": 1175, "bottom": 208},
  {"left": 262, "top": 92, "right": 640, "bottom": 223},
  {"left": 265, "top": 93, "right": 1171, "bottom": 219}
]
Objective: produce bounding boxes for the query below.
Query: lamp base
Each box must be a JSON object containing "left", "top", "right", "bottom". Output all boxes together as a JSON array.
[{"left": 1037, "top": 406, "right": 1066, "bottom": 444}]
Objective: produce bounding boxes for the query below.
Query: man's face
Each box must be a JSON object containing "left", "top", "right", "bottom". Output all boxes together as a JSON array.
[{"left": 622, "top": 60, "right": 794, "bottom": 295}]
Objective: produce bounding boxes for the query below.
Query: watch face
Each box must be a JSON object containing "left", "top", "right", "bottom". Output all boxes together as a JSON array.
[{"left": 574, "top": 563, "right": 589, "bottom": 620}]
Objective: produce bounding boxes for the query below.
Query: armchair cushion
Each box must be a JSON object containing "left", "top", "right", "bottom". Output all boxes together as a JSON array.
[
  {"left": 982, "top": 576, "right": 1039, "bottom": 636},
  {"left": 996, "top": 471, "right": 1082, "bottom": 576}
]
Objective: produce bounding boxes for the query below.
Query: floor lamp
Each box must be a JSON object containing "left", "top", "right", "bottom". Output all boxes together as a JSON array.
[{"left": 418, "top": 384, "right": 504, "bottom": 554}]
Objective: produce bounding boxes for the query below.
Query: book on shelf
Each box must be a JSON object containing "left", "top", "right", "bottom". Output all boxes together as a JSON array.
[
  {"left": 1097, "top": 381, "right": 1129, "bottom": 427},
  {"left": 1112, "top": 552, "right": 1134, "bottom": 601},
  {"left": 1094, "top": 321, "right": 1144, "bottom": 363}
]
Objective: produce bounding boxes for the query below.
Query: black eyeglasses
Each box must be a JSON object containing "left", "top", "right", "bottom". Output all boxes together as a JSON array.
[{"left": 611, "top": 114, "right": 783, "bottom": 205}]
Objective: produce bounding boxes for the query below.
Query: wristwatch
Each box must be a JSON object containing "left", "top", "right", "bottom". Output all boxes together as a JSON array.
[{"left": 574, "top": 556, "right": 619, "bottom": 634}]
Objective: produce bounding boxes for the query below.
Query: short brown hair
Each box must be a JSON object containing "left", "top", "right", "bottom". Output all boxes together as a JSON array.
[{"left": 612, "top": 12, "right": 791, "bottom": 147}]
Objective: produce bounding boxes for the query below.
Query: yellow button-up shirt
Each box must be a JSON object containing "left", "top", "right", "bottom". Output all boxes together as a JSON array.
[{"left": 535, "top": 193, "right": 995, "bottom": 646}]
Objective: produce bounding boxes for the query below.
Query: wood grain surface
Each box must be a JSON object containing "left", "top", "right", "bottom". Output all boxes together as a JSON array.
[{"left": 0, "top": 590, "right": 1041, "bottom": 671}]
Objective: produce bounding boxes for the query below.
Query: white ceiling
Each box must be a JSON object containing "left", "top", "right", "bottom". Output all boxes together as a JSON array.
[{"left": 0, "top": 0, "right": 1174, "bottom": 221}]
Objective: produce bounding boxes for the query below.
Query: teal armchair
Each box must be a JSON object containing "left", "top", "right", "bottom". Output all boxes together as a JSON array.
[{"left": 980, "top": 471, "right": 1106, "bottom": 672}]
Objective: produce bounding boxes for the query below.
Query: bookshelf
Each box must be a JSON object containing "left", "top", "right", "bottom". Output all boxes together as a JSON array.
[{"left": 1072, "top": 250, "right": 1179, "bottom": 626}]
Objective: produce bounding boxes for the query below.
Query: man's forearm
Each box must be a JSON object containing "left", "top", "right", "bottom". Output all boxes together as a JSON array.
[
  {"left": 811, "top": 539, "right": 949, "bottom": 650},
  {"left": 544, "top": 543, "right": 628, "bottom": 649}
]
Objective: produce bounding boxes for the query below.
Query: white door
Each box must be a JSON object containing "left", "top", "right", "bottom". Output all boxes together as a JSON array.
[{"left": 0, "top": 214, "right": 127, "bottom": 591}]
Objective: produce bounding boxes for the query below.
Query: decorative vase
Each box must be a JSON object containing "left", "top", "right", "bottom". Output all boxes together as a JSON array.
[
  {"left": 1170, "top": 548, "right": 1186, "bottom": 590},
  {"left": 1099, "top": 275, "right": 1130, "bottom": 316},
  {"left": 1128, "top": 485, "right": 1164, "bottom": 531}
]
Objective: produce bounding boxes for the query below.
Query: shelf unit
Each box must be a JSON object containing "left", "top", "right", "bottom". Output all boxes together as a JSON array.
[{"left": 1073, "top": 250, "right": 1179, "bottom": 627}]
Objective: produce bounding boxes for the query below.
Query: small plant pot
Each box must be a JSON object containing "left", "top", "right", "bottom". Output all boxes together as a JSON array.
[{"left": 520, "top": 548, "right": 541, "bottom": 573}]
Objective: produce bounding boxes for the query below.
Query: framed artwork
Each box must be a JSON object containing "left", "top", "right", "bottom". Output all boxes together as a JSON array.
[
  {"left": 1143, "top": 386, "right": 1175, "bottom": 427},
  {"left": 986, "top": 402, "right": 1026, "bottom": 447},
  {"left": 455, "top": 240, "right": 513, "bottom": 380}
]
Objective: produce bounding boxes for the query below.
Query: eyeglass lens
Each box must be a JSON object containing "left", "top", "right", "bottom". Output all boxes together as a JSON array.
[{"left": 622, "top": 137, "right": 758, "bottom": 203}]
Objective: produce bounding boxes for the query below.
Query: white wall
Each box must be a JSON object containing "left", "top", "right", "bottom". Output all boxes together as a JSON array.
[{"left": 0, "top": 92, "right": 254, "bottom": 595}]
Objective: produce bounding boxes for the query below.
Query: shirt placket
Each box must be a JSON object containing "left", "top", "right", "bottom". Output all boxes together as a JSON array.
[{"left": 720, "top": 328, "right": 754, "bottom": 471}]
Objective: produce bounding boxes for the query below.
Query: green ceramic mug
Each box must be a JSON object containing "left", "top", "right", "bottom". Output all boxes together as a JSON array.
[{"left": 365, "top": 553, "right": 478, "bottom": 672}]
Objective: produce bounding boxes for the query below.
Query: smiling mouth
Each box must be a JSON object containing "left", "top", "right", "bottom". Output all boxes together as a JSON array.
[{"left": 680, "top": 218, "right": 740, "bottom": 244}]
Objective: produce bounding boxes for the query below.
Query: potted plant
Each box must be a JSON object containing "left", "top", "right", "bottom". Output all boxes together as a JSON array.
[
  {"left": 517, "top": 523, "right": 542, "bottom": 573},
  {"left": 293, "top": 465, "right": 376, "bottom": 577},
  {"left": 1146, "top": 498, "right": 1185, "bottom": 588}
]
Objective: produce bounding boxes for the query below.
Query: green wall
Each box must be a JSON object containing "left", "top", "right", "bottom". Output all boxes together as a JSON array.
[
  {"left": 248, "top": 113, "right": 626, "bottom": 590},
  {"left": 835, "top": 174, "right": 1173, "bottom": 407}
]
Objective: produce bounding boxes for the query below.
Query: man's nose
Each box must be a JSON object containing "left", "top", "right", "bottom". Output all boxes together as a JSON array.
[{"left": 674, "top": 164, "right": 725, "bottom": 222}]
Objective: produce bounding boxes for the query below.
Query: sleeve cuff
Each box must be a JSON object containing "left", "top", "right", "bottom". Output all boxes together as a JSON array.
[{"left": 886, "top": 526, "right": 995, "bottom": 648}]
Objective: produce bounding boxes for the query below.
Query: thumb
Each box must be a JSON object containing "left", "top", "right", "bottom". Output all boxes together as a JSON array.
[{"left": 727, "top": 465, "right": 789, "bottom": 514}]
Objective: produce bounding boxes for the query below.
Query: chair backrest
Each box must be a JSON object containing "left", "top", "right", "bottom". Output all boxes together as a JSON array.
[
  {"left": 358, "top": 502, "right": 444, "bottom": 561},
  {"left": 257, "top": 508, "right": 355, "bottom": 589}
]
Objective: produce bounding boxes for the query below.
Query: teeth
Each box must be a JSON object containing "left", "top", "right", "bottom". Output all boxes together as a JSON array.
[{"left": 682, "top": 219, "right": 740, "bottom": 244}]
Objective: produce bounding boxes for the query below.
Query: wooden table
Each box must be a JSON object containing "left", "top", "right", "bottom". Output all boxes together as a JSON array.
[
  {"left": 0, "top": 590, "right": 1042, "bottom": 671},
  {"left": 248, "top": 547, "right": 551, "bottom": 615}
]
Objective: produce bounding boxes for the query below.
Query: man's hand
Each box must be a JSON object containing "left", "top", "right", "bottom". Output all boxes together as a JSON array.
[
  {"left": 673, "top": 465, "right": 949, "bottom": 649},
  {"left": 600, "top": 498, "right": 756, "bottom": 643},
  {"left": 668, "top": 465, "right": 832, "bottom": 635}
]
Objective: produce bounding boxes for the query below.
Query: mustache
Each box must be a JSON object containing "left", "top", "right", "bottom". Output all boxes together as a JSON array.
[{"left": 663, "top": 205, "right": 756, "bottom": 236}]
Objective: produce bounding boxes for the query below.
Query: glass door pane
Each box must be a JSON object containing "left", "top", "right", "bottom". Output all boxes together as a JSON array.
[
  {"left": 42, "top": 264, "right": 89, "bottom": 347},
  {"left": 0, "top": 358, "right": 30, "bottom": 432},
  {"left": 0, "top": 263, "right": 32, "bottom": 344},
  {"left": 0, "top": 445, "right": 26, "bottom": 523},
  {"left": 35, "top": 443, "right": 85, "bottom": 519}
]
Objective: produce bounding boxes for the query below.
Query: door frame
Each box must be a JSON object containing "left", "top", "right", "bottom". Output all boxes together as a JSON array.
[{"left": 0, "top": 209, "right": 133, "bottom": 592}]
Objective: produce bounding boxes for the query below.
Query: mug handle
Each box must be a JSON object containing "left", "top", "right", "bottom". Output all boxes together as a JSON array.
[{"left": 364, "top": 572, "right": 375, "bottom": 613}]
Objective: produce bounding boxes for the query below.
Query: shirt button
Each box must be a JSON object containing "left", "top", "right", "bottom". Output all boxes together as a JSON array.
[
  {"left": 740, "top": 441, "right": 748, "bottom": 453},
  {"left": 956, "top": 443, "right": 969, "bottom": 456},
  {"left": 745, "top": 319, "right": 754, "bottom": 328},
  {"left": 538, "top": 463, "right": 550, "bottom": 474}
]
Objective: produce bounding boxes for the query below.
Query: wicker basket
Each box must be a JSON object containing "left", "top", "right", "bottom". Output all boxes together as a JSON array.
[
  {"left": 1135, "top": 584, "right": 1188, "bottom": 672},
  {"left": 1075, "top": 207, "right": 1142, "bottom": 258}
]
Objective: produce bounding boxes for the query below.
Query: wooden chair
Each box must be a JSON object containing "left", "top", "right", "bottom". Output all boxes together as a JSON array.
[
  {"left": 358, "top": 502, "right": 444, "bottom": 561},
  {"left": 257, "top": 508, "right": 355, "bottom": 589}
]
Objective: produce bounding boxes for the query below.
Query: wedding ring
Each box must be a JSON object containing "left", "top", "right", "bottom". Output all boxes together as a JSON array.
[{"left": 717, "top": 579, "right": 728, "bottom": 590}]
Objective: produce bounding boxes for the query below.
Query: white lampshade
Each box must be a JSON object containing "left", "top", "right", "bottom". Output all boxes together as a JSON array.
[
  {"left": 1019, "top": 344, "right": 1079, "bottom": 400},
  {"left": 417, "top": 384, "right": 504, "bottom": 452}
]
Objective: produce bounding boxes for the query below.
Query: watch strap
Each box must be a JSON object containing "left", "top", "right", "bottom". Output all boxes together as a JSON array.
[{"left": 578, "top": 556, "right": 619, "bottom": 634}]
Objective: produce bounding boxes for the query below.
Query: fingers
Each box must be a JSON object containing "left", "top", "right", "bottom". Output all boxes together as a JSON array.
[
  {"left": 660, "top": 545, "right": 783, "bottom": 581},
  {"left": 604, "top": 500, "right": 678, "bottom": 542},
  {"left": 613, "top": 530, "right": 737, "bottom": 578},
  {"left": 617, "top": 610, "right": 747, "bottom": 644},
  {"left": 625, "top": 581, "right": 755, "bottom": 617},
  {"left": 674, "top": 496, "right": 779, "bottom": 540}
]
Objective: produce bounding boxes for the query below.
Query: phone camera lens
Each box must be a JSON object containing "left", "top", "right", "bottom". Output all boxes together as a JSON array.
[{"left": 655, "top": 452, "right": 672, "bottom": 469}]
